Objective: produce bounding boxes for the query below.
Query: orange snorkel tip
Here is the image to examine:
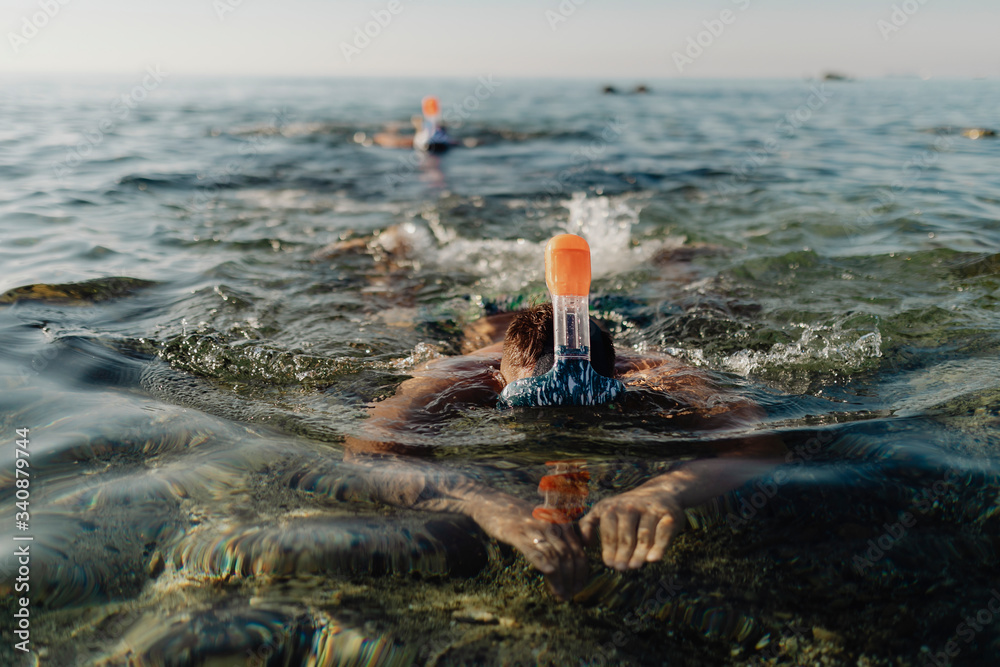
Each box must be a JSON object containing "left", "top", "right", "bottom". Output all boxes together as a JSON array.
[
  {"left": 422, "top": 95, "right": 441, "bottom": 118},
  {"left": 497, "top": 233, "right": 626, "bottom": 408},
  {"left": 545, "top": 234, "right": 592, "bottom": 297}
]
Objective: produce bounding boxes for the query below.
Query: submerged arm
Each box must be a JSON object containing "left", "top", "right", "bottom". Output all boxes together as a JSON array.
[
  {"left": 342, "top": 343, "right": 587, "bottom": 600},
  {"left": 343, "top": 343, "right": 504, "bottom": 456},
  {"left": 579, "top": 447, "right": 783, "bottom": 570},
  {"left": 583, "top": 354, "right": 786, "bottom": 569},
  {"left": 342, "top": 452, "right": 587, "bottom": 600}
]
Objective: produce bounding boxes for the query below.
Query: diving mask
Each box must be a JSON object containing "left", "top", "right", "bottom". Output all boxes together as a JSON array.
[{"left": 498, "top": 234, "right": 626, "bottom": 408}]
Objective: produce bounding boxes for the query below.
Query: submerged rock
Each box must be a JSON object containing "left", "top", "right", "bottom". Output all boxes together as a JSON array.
[
  {"left": 96, "top": 602, "right": 416, "bottom": 667},
  {"left": 0, "top": 277, "right": 157, "bottom": 306}
]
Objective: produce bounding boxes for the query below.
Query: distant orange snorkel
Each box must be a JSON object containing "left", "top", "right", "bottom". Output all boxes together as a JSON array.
[
  {"left": 415, "top": 95, "right": 449, "bottom": 154},
  {"left": 421, "top": 95, "right": 441, "bottom": 120}
]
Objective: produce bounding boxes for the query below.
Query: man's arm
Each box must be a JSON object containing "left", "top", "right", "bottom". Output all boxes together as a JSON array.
[
  {"left": 617, "top": 353, "right": 764, "bottom": 428},
  {"left": 342, "top": 343, "right": 588, "bottom": 600},
  {"left": 582, "top": 355, "right": 786, "bottom": 570},
  {"left": 342, "top": 453, "right": 588, "bottom": 601},
  {"left": 579, "top": 450, "right": 783, "bottom": 570},
  {"left": 343, "top": 343, "right": 504, "bottom": 456}
]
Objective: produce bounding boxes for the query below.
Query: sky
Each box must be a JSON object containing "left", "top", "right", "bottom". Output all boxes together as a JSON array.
[{"left": 0, "top": 0, "right": 997, "bottom": 79}]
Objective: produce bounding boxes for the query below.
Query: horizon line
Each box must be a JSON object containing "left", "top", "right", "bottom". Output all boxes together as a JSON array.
[{"left": 0, "top": 71, "right": 994, "bottom": 82}]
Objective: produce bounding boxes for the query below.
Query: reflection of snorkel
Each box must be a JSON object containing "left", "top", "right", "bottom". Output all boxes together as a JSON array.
[
  {"left": 533, "top": 460, "right": 590, "bottom": 523},
  {"left": 499, "top": 234, "right": 627, "bottom": 408},
  {"left": 414, "top": 96, "right": 450, "bottom": 154}
]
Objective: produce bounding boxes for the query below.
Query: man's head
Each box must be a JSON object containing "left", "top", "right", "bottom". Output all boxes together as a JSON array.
[{"left": 500, "top": 303, "right": 615, "bottom": 387}]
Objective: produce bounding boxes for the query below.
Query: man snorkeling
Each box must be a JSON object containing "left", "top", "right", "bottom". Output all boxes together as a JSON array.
[
  {"left": 343, "top": 235, "right": 783, "bottom": 601},
  {"left": 373, "top": 95, "right": 452, "bottom": 153}
]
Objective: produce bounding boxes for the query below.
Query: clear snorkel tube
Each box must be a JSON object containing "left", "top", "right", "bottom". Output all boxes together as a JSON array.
[
  {"left": 421, "top": 95, "right": 440, "bottom": 135},
  {"left": 547, "top": 234, "right": 593, "bottom": 364},
  {"left": 498, "top": 234, "right": 626, "bottom": 408}
]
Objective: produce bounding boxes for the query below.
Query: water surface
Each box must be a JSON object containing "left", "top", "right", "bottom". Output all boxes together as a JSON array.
[{"left": 1, "top": 76, "right": 999, "bottom": 665}]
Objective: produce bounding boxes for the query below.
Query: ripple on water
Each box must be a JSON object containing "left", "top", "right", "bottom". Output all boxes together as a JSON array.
[
  {"left": 173, "top": 514, "right": 492, "bottom": 579},
  {"left": 0, "top": 510, "right": 178, "bottom": 609},
  {"left": 100, "top": 603, "right": 416, "bottom": 667},
  {"left": 575, "top": 571, "right": 758, "bottom": 645}
]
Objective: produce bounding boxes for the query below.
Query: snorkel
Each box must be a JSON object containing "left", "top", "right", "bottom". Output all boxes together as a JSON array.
[
  {"left": 421, "top": 95, "right": 441, "bottom": 133},
  {"left": 415, "top": 96, "right": 450, "bottom": 154},
  {"left": 533, "top": 460, "right": 590, "bottom": 523},
  {"left": 499, "top": 234, "right": 627, "bottom": 408}
]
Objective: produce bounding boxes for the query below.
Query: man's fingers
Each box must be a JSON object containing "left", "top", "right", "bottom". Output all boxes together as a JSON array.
[
  {"left": 551, "top": 526, "right": 586, "bottom": 601},
  {"left": 579, "top": 511, "right": 598, "bottom": 545},
  {"left": 599, "top": 511, "right": 619, "bottom": 568},
  {"left": 566, "top": 528, "right": 589, "bottom": 599},
  {"left": 547, "top": 531, "right": 571, "bottom": 600},
  {"left": 526, "top": 522, "right": 587, "bottom": 602},
  {"left": 550, "top": 563, "right": 567, "bottom": 601},
  {"left": 535, "top": 535, "right": 566, "bottom": 599},
  {"left": 585, "top": 499, "right": 683, "bottom": 575},
  {"left": 574, "top": 551, "right": 589, "bottom": 599},
  {"left": 647, "top": 513, "right": 680, "bottom": 562},
  {"left": 545, "top": 573, "right": 567, "bottom": 602},
  {"left": 522, "top": 533, "right": 557, "bottom": 574},
  {"left": 627, "top": 513, "right": 660, "bottom": 569},
  {"left": 613, "top": 510, "right": 639, "bottom": 571}
]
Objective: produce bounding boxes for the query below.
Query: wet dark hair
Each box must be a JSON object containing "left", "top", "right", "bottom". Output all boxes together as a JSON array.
[{"left": 502, "top": 303, "right": 615, "bottom": 378}]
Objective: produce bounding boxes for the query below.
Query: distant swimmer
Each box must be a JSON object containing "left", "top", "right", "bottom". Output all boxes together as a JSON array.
[
  {"left": 371, "top": 119, "right": 419, "bottom": 149},
  {"left": 372, "top": 96, "right": 452, "bottom": 154},
  {"left": 923, "top": 126, "right": 997, "bottom": 140},
  {"left": 602, "top": 84, "right": 651, "bottom": 95},
  {"left": 412, "top": 96, "right": 451, "bottom": 154},
  {"left": 963, "top": 128, "right": 996, "bottom": 140}
]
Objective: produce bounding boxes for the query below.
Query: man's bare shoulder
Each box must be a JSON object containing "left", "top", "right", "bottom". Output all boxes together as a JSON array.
[
  {"left": 616, "top": 351, "right": 694, "bottom": 383},
  {"left": 616, "top": 350, "right": 763, "bottom": 426},
  {"left": 409, "top": 342, "right": 503, "bottom": 378}
]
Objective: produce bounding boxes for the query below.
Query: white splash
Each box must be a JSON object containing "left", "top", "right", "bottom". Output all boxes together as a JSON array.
[
  {"left": 720, "top": 322, "right": 883, "bottom": 376},
  {"left": 385, "top": 193, "right": 681, "bottom": 293},
  {"left": 561, "top": 193, "right": 650, "bottom": 278}
]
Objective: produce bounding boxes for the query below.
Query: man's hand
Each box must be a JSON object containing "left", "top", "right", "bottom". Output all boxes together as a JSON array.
[
  {"left": 579, "top": 480, "right": 685, "bottom": 571},
  {"left": 473, "top": 500, "right": 589, "bottom": 601}
]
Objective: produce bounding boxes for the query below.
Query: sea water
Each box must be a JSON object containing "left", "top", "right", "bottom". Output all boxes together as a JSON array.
[{"left": 1, "top": 76, "right": 999, "bottom": 665}]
